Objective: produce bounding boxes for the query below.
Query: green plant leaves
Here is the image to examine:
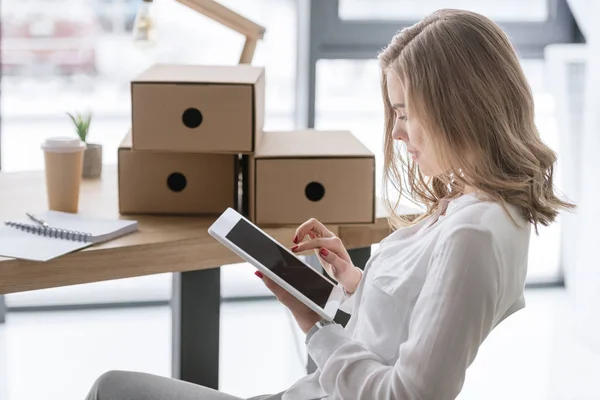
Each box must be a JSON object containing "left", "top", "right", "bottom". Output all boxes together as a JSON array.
[{"left": 67, "top": 111, "right": 92, "bottom": 142}]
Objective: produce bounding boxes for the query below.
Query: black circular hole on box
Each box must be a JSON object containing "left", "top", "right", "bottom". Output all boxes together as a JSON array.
[
  {"left": 182, "top": 108, "right": 203, "bottom": 128},
  {"left": 167, "top": 172, "right": 187, "bottom": 192},
  {"left": 305, "top": 182, "right": 325, "bottom": 202}
]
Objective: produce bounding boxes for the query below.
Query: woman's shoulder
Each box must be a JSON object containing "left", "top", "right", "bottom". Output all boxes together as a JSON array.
[
  {"left": 436, "top": 195, "right": 530, "bottom": 254},
  {"left": 438, "top": 195, "right": 531, "bottom": 260},
  {"left": 443, "top": 194, "right": 528, "bottom": 232}
]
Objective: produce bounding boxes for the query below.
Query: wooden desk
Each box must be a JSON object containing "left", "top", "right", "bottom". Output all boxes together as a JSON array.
[{"left": 0, "top": 165, "right": 413, "bottom": 389}]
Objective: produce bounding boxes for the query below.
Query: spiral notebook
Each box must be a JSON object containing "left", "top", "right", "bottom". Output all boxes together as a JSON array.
[{"left": 0, "top": 211, "right": 138, "bottom": 262}]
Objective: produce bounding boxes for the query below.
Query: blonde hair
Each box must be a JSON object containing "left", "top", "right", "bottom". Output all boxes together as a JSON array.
[{"left": 378, "top": 9, "right": 575, "bottom": 233}]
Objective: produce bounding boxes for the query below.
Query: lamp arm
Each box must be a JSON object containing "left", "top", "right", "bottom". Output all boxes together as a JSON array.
[{"left": 174, "top": 0, "right": 265, "bottom": 63}]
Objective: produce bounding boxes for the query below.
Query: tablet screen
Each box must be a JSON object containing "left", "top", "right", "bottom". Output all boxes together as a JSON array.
[{"left": 226, "top": 219, "right": 334, "bottom": 309}]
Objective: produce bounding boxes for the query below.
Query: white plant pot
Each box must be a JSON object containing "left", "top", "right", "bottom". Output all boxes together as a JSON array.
[{"left": 83, "top": 143, "right": 102, "bottom": 178}]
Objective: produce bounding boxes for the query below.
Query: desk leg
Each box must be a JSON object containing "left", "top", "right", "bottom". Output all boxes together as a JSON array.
[
  {"left": 306, "top": 246, "right": 372, "bottom": 374},
  {"left": 171, "top": 269, "right": 220, "bottom": 390},
  {"left": 0, "top": 295, "right": 6, "bottom": 324}
]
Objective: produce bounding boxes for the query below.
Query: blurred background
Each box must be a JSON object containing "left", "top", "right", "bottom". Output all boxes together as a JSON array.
[{"left": 1, "top": 0, "right": 599, "bottom": 399}]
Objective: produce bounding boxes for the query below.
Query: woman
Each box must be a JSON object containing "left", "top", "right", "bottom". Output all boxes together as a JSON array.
[{"left": 85, "top": 9, "right": 574, "bottom": 400}]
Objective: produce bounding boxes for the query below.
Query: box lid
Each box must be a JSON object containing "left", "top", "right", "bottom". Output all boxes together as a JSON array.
[
  {"left": 120, "top": 130, "right": 132, "bottom": 149},
  {"left": 255, "top": 130, "right": 374, "bottom": 158},
  {"left": 132, "top": 63, "right": 264, "bottom": 85}
]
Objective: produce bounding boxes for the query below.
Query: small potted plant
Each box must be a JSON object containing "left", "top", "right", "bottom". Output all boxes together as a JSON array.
[{"left": 67, "top": 111, "right": 102, "bottom": 178}]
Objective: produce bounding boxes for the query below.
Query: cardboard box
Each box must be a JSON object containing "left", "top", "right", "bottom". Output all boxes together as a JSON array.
[
  {"left": 118, "top": 132, "right": 238, "bottom": 215},
  {"left": 131, "top": 63, "right": 265, "bottom": 154},
  {"left": 249, "top": 130, "right": 375, "bottom": 226}
]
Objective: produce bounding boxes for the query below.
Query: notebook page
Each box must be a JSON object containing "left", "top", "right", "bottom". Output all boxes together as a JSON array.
[
  {"left": 0, "top": 224, "right": 91, "bottom": 262},
  {"left": 20, "top": 211, "right": 138, "bottom": 243}
]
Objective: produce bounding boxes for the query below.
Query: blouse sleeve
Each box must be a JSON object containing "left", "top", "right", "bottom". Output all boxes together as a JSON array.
[{"left": 306, "top": 226, "right": 502, "bottom": 400}]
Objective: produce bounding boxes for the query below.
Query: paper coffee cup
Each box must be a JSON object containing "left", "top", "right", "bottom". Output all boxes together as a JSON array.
[{"left": 41, "top": 137, "right": 86, "bottom": 213}]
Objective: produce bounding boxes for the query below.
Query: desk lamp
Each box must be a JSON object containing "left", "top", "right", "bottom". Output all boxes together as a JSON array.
[{"left": 133, "top": 0, "right": 266, "bottom": 64}]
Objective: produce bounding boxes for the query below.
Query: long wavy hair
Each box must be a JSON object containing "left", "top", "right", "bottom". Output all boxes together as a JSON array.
[{"left": 378, "top": 9, "right": 575, "bottom": 233}]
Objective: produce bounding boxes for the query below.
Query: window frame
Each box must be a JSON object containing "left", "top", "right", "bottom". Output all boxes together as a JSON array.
[{"left": 295, "top": 0, "right": 583, "bottom": 128}]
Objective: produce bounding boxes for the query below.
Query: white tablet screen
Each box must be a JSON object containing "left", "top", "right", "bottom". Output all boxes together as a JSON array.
[{"left": 225, "top": 218, "right": 334, "bottom": 308}]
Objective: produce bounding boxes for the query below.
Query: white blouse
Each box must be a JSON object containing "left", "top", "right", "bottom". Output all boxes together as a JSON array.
[{"left": 282, "top": 193, "right": 531, "bottom": 400}]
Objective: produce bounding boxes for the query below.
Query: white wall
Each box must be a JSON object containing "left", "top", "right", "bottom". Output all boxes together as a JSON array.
[{"left": 565, "top": 0, "right": 600, "bottom": 352}]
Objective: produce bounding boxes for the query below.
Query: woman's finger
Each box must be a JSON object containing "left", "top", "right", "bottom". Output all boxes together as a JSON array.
[
  {"left": 260, "top": 273, "right": 291, "bottom": 301},
  {"left": 318, "top": 248, "right": 348, "bottom": 275},
  {"left": 317, "top": 249, "right": 361, "bottom": 292},
  {"left": 292, "top": 236, "right": 345, "bottom": 255},
  {"left": 258, "top": 272, "right": 315, "bottom": 314},
  {"left": 293, "top": 218, "right": 334, "bottom": 244}
]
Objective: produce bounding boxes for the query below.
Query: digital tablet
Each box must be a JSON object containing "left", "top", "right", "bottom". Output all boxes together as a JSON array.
[{"left": 208, "top": 207, "right": 343, "bottom": 321}]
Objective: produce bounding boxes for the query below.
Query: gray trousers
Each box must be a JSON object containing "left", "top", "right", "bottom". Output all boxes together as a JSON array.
[{"left": 85, "top": 370, "right": 283, "bottom": 400}]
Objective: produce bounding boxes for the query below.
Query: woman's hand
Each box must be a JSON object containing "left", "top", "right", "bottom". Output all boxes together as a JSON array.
[
  {"left": 255, "top": 218, "right": 363, "bottom": 334},
  {"left": 256, "top": 271, "right": 321, "bottom": 334},
  {"left": 291, "top": 218, "right": 363, "bottom": 295}
]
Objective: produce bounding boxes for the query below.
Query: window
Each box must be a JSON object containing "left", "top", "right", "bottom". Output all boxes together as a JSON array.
[
  {"left": 1, "top": 0, "right": 296, "bottom": 172},
  {"left": 338, "top": 0, "right": 549, "bottom": 21}
]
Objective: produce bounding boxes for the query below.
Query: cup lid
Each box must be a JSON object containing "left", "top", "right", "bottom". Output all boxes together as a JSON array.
[{"left": 41, "top": 137, "right": 86, "bottom": 152}]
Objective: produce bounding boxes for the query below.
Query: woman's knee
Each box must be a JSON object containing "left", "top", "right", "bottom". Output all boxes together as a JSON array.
[{"left": 86, "top": 370, "right": 130, "bottom": 400}]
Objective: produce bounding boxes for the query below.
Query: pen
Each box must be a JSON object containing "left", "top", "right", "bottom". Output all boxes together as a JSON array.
[{"left": 26, "top": 212, "right": 49, "bottom": 228}]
